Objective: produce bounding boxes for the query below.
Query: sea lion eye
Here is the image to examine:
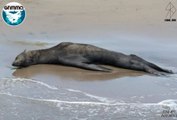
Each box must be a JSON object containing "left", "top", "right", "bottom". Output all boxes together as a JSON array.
[{"left": 15, "top": 56, "right": 18, "bottom": 60}]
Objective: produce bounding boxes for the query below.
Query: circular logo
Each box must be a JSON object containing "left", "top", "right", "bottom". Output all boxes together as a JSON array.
[{"left": 2, "top": 2, "right": 26, "bottom": 26}]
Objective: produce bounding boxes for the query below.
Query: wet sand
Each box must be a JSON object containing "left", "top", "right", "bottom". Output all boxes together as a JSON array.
[
  {"left": 13, "top": 65, "right": 144, "bottom": 81},
  {"left": 0, "top": 0, "right": 177, "bottom": 119}
]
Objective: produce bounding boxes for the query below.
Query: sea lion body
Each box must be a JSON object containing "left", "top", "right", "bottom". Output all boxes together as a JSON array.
[{"left": 12, "top": 42, "right": 173, "bottom": 75}]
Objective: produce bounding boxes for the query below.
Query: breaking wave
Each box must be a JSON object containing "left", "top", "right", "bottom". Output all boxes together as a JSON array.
[{"left": 0, "top": 77, "right": 177, "bottom": 120}]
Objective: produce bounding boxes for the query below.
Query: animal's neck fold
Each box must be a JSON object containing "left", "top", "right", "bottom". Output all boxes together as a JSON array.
[{"left": 37, "top": 49, "right": 58, "bottom": 64}]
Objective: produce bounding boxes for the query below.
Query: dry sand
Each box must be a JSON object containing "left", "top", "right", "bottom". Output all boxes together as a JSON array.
[{"left": 0, "top": 0, "right": 177, "bottom": 42}]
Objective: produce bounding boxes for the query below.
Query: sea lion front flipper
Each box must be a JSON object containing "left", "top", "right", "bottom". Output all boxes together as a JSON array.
[
  {"left": 58, "top": 55, "right": 111, "bottom": 72},
  {"left": 83, "top": 64, "right": 112, "bottom": 72}
]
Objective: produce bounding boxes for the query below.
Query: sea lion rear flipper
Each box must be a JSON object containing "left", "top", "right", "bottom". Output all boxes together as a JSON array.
[
  {"left": 58, "top": 56, "right": 111, "bottom": 72},
  {"left": 130, "top": 54, "right": 173, "bottom": 74}
]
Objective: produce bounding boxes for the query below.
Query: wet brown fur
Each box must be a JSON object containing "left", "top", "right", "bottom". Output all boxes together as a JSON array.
[{"left": 12, "top": 42, "right": 173, "bottom": 75}]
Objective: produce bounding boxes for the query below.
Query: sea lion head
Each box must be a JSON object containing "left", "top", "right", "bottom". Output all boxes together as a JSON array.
[{"left": 12, "top": 50, "right": 37, "bottom": 68}]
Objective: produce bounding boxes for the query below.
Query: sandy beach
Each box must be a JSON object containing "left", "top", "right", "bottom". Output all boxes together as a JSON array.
[
  {"left": 0, "top": 0, "right": 177, "bottom": 119},
  {"left": 1, "top": 0, "right": 177, "bottom": 42}
]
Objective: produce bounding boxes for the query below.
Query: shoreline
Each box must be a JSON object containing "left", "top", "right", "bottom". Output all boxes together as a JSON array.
[{"left": 0, "top": 0, "right": 177, "bottom": 119}]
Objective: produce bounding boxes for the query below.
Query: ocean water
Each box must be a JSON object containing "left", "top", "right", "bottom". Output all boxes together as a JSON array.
[{"left": 0, "top": 77, "right": 177, "bottom": 120}]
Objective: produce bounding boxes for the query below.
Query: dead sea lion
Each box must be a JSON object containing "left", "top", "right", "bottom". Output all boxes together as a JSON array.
[{"left": 12, "top": 42, "right": 173, "bottom": 75}]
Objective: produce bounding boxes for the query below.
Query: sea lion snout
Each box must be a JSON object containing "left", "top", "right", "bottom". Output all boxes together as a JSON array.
[
  {"left": 12, "top": 56, "right": 24, "bottom": 67},
  {"left": 12, "top": 51, "right": 27, "bottom": 67},
  {"left": 12, "top": 60, "right": 28, "bottom": 68},
  {"left": 12, "top": 62, "right": 15, "bottom": 66},
  {"left": 12, "top": 61, "right": 20, "bottom": 66}
]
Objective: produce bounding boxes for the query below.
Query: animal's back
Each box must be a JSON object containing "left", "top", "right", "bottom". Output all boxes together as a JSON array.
[
  {"left": 53, "top": 42, "right": 107, "bottom": 54},
  {"left": 50, "top": 42, "right": 128, "bottom": 65}
]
